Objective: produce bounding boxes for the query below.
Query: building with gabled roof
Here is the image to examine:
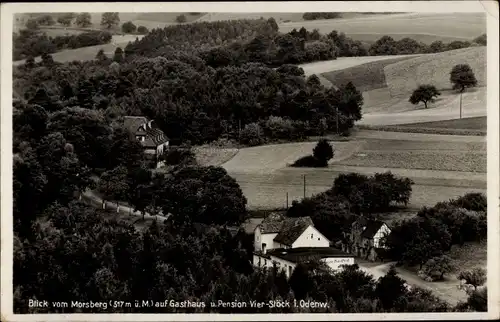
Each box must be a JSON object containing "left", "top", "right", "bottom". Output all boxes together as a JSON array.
[
  {"left": 252, "top": 212, "right": 354, "bottom": 278},
  {"left": 342, "top": 216, "right": 391, "bottom": 262},
  {"left": 123, "top": 116, "right": 169, "bottom": 167}
]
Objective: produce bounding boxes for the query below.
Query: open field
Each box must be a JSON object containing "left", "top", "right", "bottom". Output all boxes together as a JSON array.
[
  {"left": 384, "top": 46, "right": 486, "bottom": 97},
  {"left": 322, "top": 56, "right": 414, "bottom": 92},
  {"left": 222, "top": 130, "right": 486, "bottom": 209},
  {"left": 13, "top": 34, "right": 143, "bottom": 65},
  {"left": 364, "top": 117, "right": 487, "bottom": 136},
  {"left": 299, "top": 54, "right": 422, "bottom": 78},
  {"left": 358, "top": 87, "right": 486, "bottom": 126},
  {"left": 193, "top": 147, "right": 240, "bottom": 167},
  {"left": 279, "top": 12, "right": 486, "bottom": 44}
]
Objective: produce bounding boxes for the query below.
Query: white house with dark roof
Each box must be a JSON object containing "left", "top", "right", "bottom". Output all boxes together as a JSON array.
[
  {"left": 123, "top": 116, "right": 169, "bottom": 166},
  {"left": 253, "top": 213, "right": 354, "bottom": 277}
]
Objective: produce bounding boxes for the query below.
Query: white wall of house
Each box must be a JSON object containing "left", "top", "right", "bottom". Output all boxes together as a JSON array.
[
  {"left": 291, "top": 226, "right": 330, "bottom": 248},
  {"left": 373, "top": 224, "right": 391, "bottom": 248},
  {"left": 254, "top": 227, "right": 278, "bottom": 252},
  {"left": 253, "top": 253, "right": 354, "bottom": 278},
  {"left": 156, "top": 141, "right": 169, "bottom": 155},
  {"left": 323, "top": 256, "right": 355, "bottom": 271}
]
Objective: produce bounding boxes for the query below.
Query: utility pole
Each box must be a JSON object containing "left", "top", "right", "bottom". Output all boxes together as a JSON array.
[
  {"left": 286, "top": 192, "right": 289, "bottom": 209},
  {"left": 459, "top": 91, "right": 463, "bottom": 119},
  {"left": 303, "top": 174, "right": 306, "bottom": 199},
  {"left": 336, "top": 106, "right": 339, "bottom": 135}
]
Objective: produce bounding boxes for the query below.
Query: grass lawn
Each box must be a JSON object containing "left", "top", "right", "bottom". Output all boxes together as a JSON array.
[
  {"left": 193, "top": 147, "right": 239, "bottom": 167},
  {"left": 322, "top": 56, "right": 414, "bottom": 92}
]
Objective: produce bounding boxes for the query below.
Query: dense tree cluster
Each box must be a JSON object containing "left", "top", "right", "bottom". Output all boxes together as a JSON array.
[
  {"left": 13, "top": 29, "right": 112, "bottom": 61},
  {"left": 288, "top": 171, "right": 413, "bottom": 242},
  {"left": 13, "top": 201, "right": 452, "bottom": 313},
  {"left": 14, "top": 54, "right": 364, "bottom": 146},
  {"left": 303, "top": 12, "right": 342, "bottom": 20},
  {"left": 385, "top": 193, "right": 487, "bottom": 269}
]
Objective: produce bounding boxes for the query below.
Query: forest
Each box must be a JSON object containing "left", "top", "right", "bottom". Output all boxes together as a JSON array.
[
  {"left": 12, "top": 16, "right": 487, "bottom": 314},
  {"left": 13, "top": 29, "right": 113, "bottom": 61}
]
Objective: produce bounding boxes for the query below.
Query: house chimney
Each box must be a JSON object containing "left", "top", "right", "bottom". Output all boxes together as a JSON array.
[{"left": 147, "top": 120, "right": 153, "bottom": 129}]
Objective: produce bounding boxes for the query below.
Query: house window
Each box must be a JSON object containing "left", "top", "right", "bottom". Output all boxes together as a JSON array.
[
  {"left": 318, "top": 238, "right": 320, "bottom": 241},
  {"left": 288, "top": 266, "right": 293, "bottom": 276},
  {"left": 311, "top": 234, "right": 313, "bottom": 239},
  {"left": 264, "top": 259, "right": 267, "bottom": 266}
]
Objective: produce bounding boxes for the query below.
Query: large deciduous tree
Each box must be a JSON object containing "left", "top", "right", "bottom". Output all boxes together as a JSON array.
[
  {"left": 98, "top": 166, "right": 130, "bottom": 212},
  {"left": 75, "top": 13, "right": 92, "bottom": 28},
  {"left": 101, "top": 12, "right": 120, "bottom": 29},
  {"left": 450, "top": 64, "right": 478, "bottom": 92},
  {"left": 409, "top": 85, "right": 441, "bottom": 109}
]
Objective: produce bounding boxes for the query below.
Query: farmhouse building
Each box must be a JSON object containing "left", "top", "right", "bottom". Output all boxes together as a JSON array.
[
  {"left": 252, "top": 213, "right": 354, "bottom": 277},
  {"left": 123, "top": 116, "right": 169, "bottom": 165},
  {"left": 342, "top": 217, "right": 391, "bottom": 262}
]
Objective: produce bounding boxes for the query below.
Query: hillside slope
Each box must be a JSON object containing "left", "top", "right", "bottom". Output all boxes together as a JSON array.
[{"left": 384, "top": 46, "right": 486, "bottom": 97}]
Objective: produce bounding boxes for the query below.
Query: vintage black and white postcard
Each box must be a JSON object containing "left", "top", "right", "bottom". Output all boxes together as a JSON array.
[{"left": 1, "top": 1, "right": 499, "bottom": 321}]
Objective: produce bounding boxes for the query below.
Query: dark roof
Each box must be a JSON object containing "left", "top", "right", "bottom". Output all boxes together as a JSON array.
[
  {"left": 123, "top": 116, "right": 148, "bottom": 133},
  {"left": 267, "top": 247, "right": 353, "bottom": 263},
  {"left": 273, "top": 217, "right": 314, "bottom": 246},
  {"left": 258, "top": 212, "right": 286, "bottom": 233},
  {"left": 257, "top": 213, "right": 315, "bottom": 246},
  {"left": 123, "top": 116, "right": 169, "bottom": 148},
  {"left": 360, "top": 220, "right": 385, "bottom": 239}
]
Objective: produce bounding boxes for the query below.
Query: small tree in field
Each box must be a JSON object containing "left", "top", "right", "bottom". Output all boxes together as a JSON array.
[
  {"left": 176, "top": 14, "right": 187, "bottom": 23},
  {"left": 450, "top": 64, "right": 478, "bottom": 92},
  {"left": 313, "top": 139, "right": 334, "bottom": 167},
  {"left": 409, "top": 85, "right": 441, "bottom": 109},
  {"left": 121, "top": 21, "right": 137, "bottom": 33}
]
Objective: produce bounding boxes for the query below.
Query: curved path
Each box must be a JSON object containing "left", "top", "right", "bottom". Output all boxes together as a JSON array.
[{"left": 82, "top": 189, "right": 170, "bottom": 222}]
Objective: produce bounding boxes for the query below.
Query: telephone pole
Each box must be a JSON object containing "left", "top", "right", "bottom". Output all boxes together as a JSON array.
[
  {"left": 336, "top": 106, "right": 339, "bottom": 135},
  {"left": 459, "top": 91, "right": 463, "bottom": 119},
  {"left": 303, "top": 175, "right": 306, "bottom": 199},
  {"left": 286, "top": 192, "right": 289, "bottom": 209}
]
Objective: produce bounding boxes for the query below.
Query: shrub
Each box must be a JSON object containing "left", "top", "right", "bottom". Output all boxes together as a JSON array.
[
  {"left": 290, "top": 155, "right": 323, "bottom": 168},
  {"left": 303, "top": 12, "right": 342, "bottom": 20},
  {"left": 458, "top": 268, "right": 487, "bottom": 290},
  {"left": 473, "top": 34, "right": 486, "bottom": 46},
  {"left": 176, "top": 14, "right": 187, "bottom": 23},
  {"left": 137, "top": 26, "right": 149, "bottom": 34},
  {"left": 420, "top": 255, "right": 453, "bottom": 281},
  {"left": 239, "top": 122, "right": 264, "bottom": 146},
  {"left": 121, "top": 21, "right": 137, "bottom": 33},
  {"left": 313, "top": 139, "right": 334, "bottom": 166},
  {"left": 262, "top": 116, "right": 296, "bottom": 140},
  {"left": 162, "top": 147, "right": 197, "bottom": 166},
  {"left": 449, "top": 192, "right": 486, "bottom": 212}
]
